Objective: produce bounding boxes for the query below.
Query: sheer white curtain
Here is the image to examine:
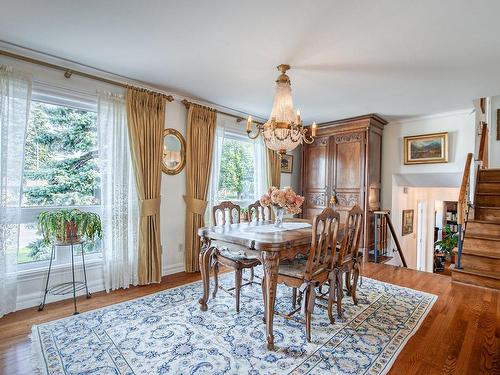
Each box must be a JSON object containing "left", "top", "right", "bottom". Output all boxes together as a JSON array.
[
  {"left": 97, "top": 92, "right": 139, "bottom": 292},
  {"left": 0, "top": 66, "right": 32, "bottom": 317},
  {"left": 254, "top": 137, "right": 268, "bottom": 197},
  {"left": 206, "top": 125, "right": 225, "bottom": 225}
]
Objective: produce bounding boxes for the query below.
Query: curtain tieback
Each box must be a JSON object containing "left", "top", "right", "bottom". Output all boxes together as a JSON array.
[
  {"left": 140, "top": 197, "right": 161, "bottom": 217},
  {"left": 184, "top": 196, "right": 207, "bottom": 215}
]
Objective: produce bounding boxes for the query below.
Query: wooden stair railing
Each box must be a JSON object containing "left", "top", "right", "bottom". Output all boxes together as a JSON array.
[
  {"left": 456, "top": 122, "right": 488, "bottom": 269},
  {"left": 373, "top": 210, "right": 407, "bottom": 268}
]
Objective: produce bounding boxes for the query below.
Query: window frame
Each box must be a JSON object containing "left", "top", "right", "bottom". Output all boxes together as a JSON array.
[{"left": 17, "top": 86, "right": 103, "bottom": 272}]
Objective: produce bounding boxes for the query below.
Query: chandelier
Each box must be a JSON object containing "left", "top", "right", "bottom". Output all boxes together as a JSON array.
[{"left": 246, "top": 64, "right": 316, "bottom": 155}]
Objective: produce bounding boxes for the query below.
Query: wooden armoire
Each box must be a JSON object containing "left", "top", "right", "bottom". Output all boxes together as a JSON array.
[{"left": 301, "top": 114, "right": 386, "bottom": 252}]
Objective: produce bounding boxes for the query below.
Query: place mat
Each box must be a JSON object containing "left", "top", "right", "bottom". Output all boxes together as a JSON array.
[{"left": 243, "top": 222, "right": 312, "bottom": 233}]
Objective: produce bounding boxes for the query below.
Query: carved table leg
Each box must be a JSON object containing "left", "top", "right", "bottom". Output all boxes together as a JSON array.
[
  {"left": 198, "top": 237, "right": 214, "bottom": 311},
  {"left": 261, "top": 251, "right": 279, "bottom": 350}
]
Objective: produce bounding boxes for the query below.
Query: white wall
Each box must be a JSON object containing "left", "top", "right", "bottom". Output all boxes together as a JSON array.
[
  {"left": 381, "top": 110, "right": 475, "bottom": 209},
  {"left": 489, "top": 95, "right": 500, "bottom": 168}
]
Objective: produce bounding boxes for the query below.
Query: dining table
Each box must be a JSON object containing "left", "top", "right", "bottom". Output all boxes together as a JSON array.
[{"left": 198, "top": 219, "right": 336, "bottom": 351}]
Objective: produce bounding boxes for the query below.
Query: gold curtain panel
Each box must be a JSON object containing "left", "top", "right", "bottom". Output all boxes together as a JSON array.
[
  {"left": 126, "top": 87, "right": 166, "bottom": 284},
  {"left": 184, "top": 102, "right": 217, "bottom": 272}
]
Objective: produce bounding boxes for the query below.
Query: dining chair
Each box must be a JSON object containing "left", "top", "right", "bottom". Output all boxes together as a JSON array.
[
  {"left": 211, "top": 201, "right": 260, "bottom": 313},
  {"left": 331, "top": 205, "right": 364, "bottom": 317},
  {"left": 274, "top": 207, "right": 340, "bottom": 342},
  {"left": 247, "top": 200, "right": 270, "bottom": 221}
]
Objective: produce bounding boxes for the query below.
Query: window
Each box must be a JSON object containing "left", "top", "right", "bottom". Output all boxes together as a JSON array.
[{"left": 17, "top": 94, "right": 102, "bottom": 269}]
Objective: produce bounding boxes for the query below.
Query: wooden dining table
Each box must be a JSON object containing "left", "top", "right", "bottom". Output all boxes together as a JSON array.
[{"left": 198, "top": 219, "right": 323, "bottom": 350}]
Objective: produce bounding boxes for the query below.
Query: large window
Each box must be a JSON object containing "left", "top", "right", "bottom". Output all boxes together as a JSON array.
[{"left": 18, "top": 95, "right": 101, "bottom": 269}]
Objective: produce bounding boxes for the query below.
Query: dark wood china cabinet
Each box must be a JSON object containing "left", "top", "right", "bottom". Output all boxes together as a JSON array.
[{"left": 301, "top": 114, "right": 386, "bottom": 252}]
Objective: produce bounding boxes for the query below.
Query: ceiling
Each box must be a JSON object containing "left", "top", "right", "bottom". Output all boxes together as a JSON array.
[{"left": 1, "top": 0, "right": 500, "bottom": 122}]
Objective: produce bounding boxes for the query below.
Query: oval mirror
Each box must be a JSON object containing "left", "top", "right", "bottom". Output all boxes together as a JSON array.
[{"left": 162, "top": 128, "right": 186, "bottom": 175}]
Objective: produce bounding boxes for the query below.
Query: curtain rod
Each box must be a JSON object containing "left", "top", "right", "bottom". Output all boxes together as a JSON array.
[
  {"left": 0, "top": 49, "right": 174, "bottom": 102},
  {"left": 181, "top": 99, "right": 264, "bottom": 125}
]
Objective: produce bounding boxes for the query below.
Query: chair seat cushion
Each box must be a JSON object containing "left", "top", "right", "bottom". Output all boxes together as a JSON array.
[
  {"left": 279, "top": 252, "right": 338, "bottom": 279},
  {"left": 217, "top": 248, "right": 259, "bottom": 264}
]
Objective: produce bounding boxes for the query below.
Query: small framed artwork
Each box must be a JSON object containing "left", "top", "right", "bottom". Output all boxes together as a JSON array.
[
  {"left": 402, "top": 209, "right": 414, "bottom": 236},
  {"left": 403, "top": 132, "right": 448, "bottom": 165},
  {"left": 497, "top": 109, "right": 500, "bottom": 140},
  {"left": 280, "top": 154, "right": 293, "bottom": 173}
]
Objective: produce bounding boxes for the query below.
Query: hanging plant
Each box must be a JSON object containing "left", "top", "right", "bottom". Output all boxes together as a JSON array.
[{"left": 37, "top": 209, "right": 102, "bottom": 245}]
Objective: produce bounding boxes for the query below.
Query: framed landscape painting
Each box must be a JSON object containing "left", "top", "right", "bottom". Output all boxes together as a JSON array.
[
  {"left": 280, "top": 154, "right": 293, "bottom": 173},
  {"left": 402, "top": 209, "right": 414, "bottom": 236},
  {"left": 404, "top": 132, "right": 448, "bottom": 164}
]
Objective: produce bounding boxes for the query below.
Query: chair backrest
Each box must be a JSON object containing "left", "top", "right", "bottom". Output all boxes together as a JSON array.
[
  {"left": 247, "top": 200, "right": 270, "bottom": 221},
  {"left": 337, "top": 205, "right": 364, "bottom": 265},
  {"left": 304, "top": 207, "right": 340, "bottom": 279},
  {"left": 212, "top": 201, "right": 241, "bottom": 225}
]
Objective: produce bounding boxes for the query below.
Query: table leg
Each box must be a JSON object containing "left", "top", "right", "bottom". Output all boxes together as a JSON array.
[
  {"left": 261, "top": 251, "right": 279, "bottom": 350},
  {"left": 198, "top": 237, "right": 214, "bottom": 311}
]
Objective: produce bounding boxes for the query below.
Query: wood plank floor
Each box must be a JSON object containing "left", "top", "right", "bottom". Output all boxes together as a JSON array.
[{"left": 0, "top": 262, "right": 498, "bottom": 375}]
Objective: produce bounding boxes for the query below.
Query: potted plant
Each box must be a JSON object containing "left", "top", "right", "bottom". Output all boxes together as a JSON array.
[
  {"left": 38, "top": 209, "right": 102, "bottom": 245},
  {"left": 434, "top": 225, "right": 458, "bottom": 263}
]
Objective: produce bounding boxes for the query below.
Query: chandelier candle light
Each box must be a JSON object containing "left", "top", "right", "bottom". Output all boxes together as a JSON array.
[
  {"left": 246, "top": 64, "right": 316, "bottom": 155},
  {"left": 260, "top": 186, "right": 305, "bottom": 228}
]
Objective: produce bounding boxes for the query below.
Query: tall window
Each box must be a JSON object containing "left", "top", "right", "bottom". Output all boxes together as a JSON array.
[{"left": 18, "top": 94, "right": 101, "bottom": 269}]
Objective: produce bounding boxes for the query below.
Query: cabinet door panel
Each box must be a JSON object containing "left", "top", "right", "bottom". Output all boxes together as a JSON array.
[{"left": 302, "top": 137, "right": 329, "bottom": 219}]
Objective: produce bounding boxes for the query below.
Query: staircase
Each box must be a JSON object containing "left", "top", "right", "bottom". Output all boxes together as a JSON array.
[{"left": 451, "top": 168, "right": 500, "bottom": 289}]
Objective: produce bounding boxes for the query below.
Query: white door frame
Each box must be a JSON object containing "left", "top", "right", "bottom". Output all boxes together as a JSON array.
[{"left": 416, "top": 201, "right": 427, "bottom": 271}]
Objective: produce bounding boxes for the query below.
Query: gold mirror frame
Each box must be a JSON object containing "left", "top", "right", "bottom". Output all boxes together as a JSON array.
[{"left": 162, "top": 128, "right": 186, "bottom": 175}]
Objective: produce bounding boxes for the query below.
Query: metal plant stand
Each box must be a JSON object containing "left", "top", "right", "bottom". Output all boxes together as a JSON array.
[{"left": 38, "top": 240, "right": 91, "bottom": 315}]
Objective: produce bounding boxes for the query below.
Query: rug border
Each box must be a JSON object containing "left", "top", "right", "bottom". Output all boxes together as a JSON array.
[{"left": 30, "top": 274, "right": 438, "bottom": 375}]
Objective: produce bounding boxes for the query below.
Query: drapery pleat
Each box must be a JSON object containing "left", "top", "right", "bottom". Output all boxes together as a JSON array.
[
  {"left": 126, "top": 88, "right": 165, "bottom": 284},
  {"left": 266, "top": 149, "right": 281, "bottom": 188},
  {"left": 98, "top": 92, "right": 139, "bottom": 291},
  {"left": 184, "top": 103, "right": 217, "bottom": 272}
]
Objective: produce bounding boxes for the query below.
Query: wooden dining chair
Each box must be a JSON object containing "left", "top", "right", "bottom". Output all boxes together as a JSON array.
[
  {"left": 331, "top": 205, "right": 364, "bottom": 317},
  {"left": 247, "top": 200, "right": 270, "bottom": 221},
  {"left": 274, "top": 207, "right": 340, "bottom": 342},
  {"left": 211, "top": 201, "right": 260, "bottom": 313}
]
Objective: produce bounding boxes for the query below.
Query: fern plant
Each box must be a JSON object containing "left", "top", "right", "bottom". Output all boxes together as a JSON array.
[
  {"left": 434, "top": 225, "right": 458, "bottom": 256},
  {"left": 37, "top": 209, "right": 102, "bottom": 245}
]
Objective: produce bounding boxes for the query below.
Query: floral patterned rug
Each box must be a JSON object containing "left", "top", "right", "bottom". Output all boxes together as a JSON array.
[{"left": 31, "top": 269, "right": 436, "bottom": 374}]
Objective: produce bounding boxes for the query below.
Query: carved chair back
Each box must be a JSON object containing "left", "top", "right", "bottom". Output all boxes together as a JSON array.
[
  {"left": 212, "top": 201, "right": 241, "bottom": 225},
  {"left": 304, "top": 207, "right": 340, "bottom": 279},
  {"left": 337, "top": 205, "right": 364, "bottom": 265},
  {"left": 247, "top": 200, "right": 271, "bottom": 221}
]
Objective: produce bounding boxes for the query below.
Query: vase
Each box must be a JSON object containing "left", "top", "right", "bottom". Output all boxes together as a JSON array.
[{"left": 273, "top": 206, "right": 285, "bottom": 228}]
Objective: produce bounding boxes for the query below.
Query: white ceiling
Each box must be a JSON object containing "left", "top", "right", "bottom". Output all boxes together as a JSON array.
[{"left": 1, "top": 0, "right": 500, "bottom": 122}]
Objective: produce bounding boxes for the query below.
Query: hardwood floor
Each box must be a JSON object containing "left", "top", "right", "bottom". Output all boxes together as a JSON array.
[{"left": 0, "top": 263, "right": 498, "bottom": 374}]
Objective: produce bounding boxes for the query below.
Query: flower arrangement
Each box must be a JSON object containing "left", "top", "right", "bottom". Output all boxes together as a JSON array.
[{"left": 260, "top": 186, "right": 305, "bottom": 216}]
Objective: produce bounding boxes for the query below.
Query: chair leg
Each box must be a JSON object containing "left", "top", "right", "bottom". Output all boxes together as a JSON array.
[
  {"left": 292, "top": 287, "right": 297, "bottom": 308},
  {"left": 235, "top": 268, "right": 242, "bottom": 313},
  {"left": 351, "top": 263, "right": 359, "bottom": 305},
  {"left": 249, "top": 267, "right": 255, "bottom": 283},
  {"left": 212, "top": 262, "right": 219, "bottom": 299},
  {"left": 336, "top": 270, "right": 344, "bottom": 318},
  {"left": 345, "top": 270, "right": 352, "bottom": 296},
  {"left": 327, "top": 278, "right": 335, "bottom": 324},
  {"left": 305, "top": 285, "right": 314, "bottom": 342},
  {"left": 261, "top": 274, "right": 267, "bottom": 323}
]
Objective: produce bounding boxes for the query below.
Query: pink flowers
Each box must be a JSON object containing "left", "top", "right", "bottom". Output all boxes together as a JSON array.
[{"left": 260, "top": 186, "right": 304, "bottom": 215}]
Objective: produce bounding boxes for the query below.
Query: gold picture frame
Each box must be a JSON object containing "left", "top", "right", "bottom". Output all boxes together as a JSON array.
[
  {"left": 403, "top": 132, "right": 448, "bottom": 165},
  {"left": 162, "top": 128, "right": 186, "bottom": 175},
  {"left": 280, "top": 154, "right": 293, "bottom": 173},
  {"left": 402, "top": 209, "right": 414, "bottom": 236}
]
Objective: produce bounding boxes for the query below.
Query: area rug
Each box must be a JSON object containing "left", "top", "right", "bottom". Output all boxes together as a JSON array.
[{"left": 31, "top": 269, "right": 436, "bottom": 375}]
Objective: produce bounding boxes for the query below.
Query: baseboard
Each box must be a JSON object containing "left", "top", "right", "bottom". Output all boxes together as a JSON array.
[{"left": 162, "top": 262, "right": 185, "bottom": 276}]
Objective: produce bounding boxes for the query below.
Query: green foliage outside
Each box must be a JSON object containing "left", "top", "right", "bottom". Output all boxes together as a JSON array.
[
  {"left": 20, "top": 102, "right": 100, "bottom": 263},
  {"left": 434, "top": 225, "right": 458, "bottom": 256},
  {"left": 218, "top": 139, "right": 254, "bottom": 200}
]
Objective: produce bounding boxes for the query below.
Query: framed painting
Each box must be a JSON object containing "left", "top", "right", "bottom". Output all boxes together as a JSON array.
[
  {"left": 280, "top": 154, "right": 293, "bottom": 173},
  {"left": 403, "top": 132, "right": 448, "bottom": 164},
  {"left": 402, "top": 209, "right": 414, "bottom": 236}
]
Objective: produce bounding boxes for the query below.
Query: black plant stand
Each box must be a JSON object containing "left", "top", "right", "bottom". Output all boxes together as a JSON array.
[{"left": 38, "top": 240, "right": 91, "bottom": 315}]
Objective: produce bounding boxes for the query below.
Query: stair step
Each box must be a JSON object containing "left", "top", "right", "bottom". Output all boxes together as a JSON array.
[
  {"left": 463, "top": 236, "right": 500, "bottom": 251},
  {"left": 477, "top": 181, "right": 500, "bottom": 193},
  {"left": 479, "top": 169, "right": 500, "bottom": 182},
  {"left": 451, "top": 265, "right": 500, "bottom": 290},
  {"left": 466, "top": 220, "right": 500, "bottom": 238},
  {"left": 460, "top": 253, "right": 500, "bottom": 272},
  {"left": 475, "top": 193, "right": 500, "bottom": 207},
  {"left": 458, "top": 246, "right": 500, "bottom": 259},
  {"left": 474, "top": 206, "right": 500, "bottom": 222}
]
